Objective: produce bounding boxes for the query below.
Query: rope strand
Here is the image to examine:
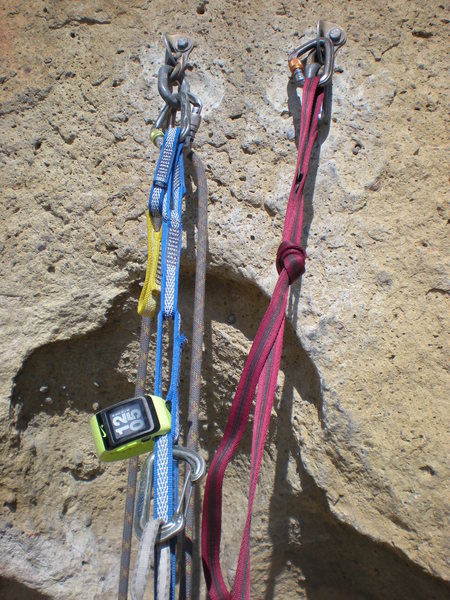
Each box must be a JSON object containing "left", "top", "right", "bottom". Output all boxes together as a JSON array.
[
  {"left": 118, "top": 316, "right": 152, "bottom": 600},
  {"left": 181, "top": 151, "right": 209, "bottom": 600}
]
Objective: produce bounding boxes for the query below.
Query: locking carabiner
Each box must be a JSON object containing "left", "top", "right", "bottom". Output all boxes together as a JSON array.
[
  {"left": 288, "top": 37, "right": 334, "bottom": 87},
  {"left": 188, "top": 92, "right": 203, "bottom": 138}
]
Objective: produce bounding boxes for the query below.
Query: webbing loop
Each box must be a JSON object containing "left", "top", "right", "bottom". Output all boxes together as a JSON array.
[
  {"left": 201, "top": 76, "right": 325, "bottom": 600},
  {"left": 138, "top": 211, "right": 162, "bottom": 317},
  {"left": 151, "top": 127, "right": 185, "bottom": 600},
  {"left": 119, "top": 32, "right": 206, "bottom": 600},
  {"left": 119, "top": 127, "right": 185, "bottom": 600}
]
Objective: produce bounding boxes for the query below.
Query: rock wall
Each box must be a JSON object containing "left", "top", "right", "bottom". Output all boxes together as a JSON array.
[{"left": 1, "top": 1, "right": 448, "bottom": 599}]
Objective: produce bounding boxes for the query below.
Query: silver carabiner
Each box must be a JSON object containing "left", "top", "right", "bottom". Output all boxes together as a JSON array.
[
  {"left": 178, "top": 90, "right": 191, "bottom": 142},
  {"left": 158, "top": 64, "right": 180, "bottom": 109},
  {"left": 154, "top": 102, "right": 173, "bottom": 133},
  {"left": 134, "top": 446, "right": 206, "bottom": 543},
  {"left": 288, "top": 37, "right": 335, "bottom": 87},
  {"left": 187, "top": 91, "right": 203, "bottom": 139}
]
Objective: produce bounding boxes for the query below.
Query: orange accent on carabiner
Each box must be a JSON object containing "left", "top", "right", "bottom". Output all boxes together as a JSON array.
[{"left": 288, "top": 57, "right": 305, "bottom": 75}]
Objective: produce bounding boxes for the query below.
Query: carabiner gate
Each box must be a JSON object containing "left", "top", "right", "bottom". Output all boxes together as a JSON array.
[{"left": 134, "top": 446, "right": 206, "bottom": 543}]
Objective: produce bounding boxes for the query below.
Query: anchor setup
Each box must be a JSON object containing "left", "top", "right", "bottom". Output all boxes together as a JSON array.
[
  {"left": 96, "top": 33, "right": 209, "bottom": 600},
  {"left": 90, "top": 19, "right": 345, "bottom": 600}
]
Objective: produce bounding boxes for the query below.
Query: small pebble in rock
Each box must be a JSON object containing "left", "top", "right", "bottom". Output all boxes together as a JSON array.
[
  {"left": 83, "top": 516, "right": 92, "bottom": 527},
  {"left": 286, "top": 128, "right": 296, "bottom": 141}
]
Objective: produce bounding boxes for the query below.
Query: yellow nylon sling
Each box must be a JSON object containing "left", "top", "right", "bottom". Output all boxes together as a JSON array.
[{"left": 138, "top": 211, "right": 162, "bottom": 317}]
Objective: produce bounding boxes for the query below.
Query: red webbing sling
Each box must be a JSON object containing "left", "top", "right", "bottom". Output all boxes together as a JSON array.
[{"left": 201, "top": 76, "right": 324, "bottom": 600}]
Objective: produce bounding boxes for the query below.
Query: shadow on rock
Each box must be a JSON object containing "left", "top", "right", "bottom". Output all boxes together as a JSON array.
[
  {"left": 0, "top": 577, "right": 51, "bottom": 600},
  {"left": 262, "top": 291, "right": 450, "bottom": 600},
  {"left": 10, "top": 291, "right": 138, "bottom": 430},
  {"left": 199, "top": 273, "right": 449, "bottom": 599}
]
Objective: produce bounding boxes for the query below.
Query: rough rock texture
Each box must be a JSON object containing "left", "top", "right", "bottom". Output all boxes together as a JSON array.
[{"left": 1, "top": 0, "right": 449, "bottom": 599}]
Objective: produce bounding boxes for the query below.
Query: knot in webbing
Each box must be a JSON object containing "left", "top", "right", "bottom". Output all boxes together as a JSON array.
[{"left": 276, "top": 241, "right": 306, "bottom": 284}]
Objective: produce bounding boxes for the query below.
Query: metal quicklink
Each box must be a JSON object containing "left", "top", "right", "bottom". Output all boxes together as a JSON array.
[
  {"left": 288, "top": 20, "right": 346, "bottom": 129},
  {"left": 289, "top": 37, "right": 334, "bottom": 86},
  {"left": 152, "top": 34, "right": 202, "bottom": 148}
]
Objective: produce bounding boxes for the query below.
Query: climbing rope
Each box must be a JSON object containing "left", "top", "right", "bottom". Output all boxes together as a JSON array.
[
  {"left": 117, "top": 34, "right": 207, "bottom": 600},
  {"left": 113, "top": 20, "right": 345, "bottom": 600},
  {"left": 201, "top": 22, "right": 346, "bottom": 600},
  {"left": 181, "top": 150, "right": 209, "bottom": 600},
  {"left": 118, "top": 316, "right": 153, "bottom": 600}
]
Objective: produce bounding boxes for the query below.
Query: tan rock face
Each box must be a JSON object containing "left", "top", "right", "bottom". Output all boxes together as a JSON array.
[{"left": 1, "top": 1, "right": 448, "bottom": 599}]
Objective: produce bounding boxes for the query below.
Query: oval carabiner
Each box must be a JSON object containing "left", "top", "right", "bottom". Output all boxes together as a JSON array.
[
  {"left": 153, "top": 102, "right": 173, "bottom": 133},
  {"left": 134, "top": 446, "right": 206, "bottom": 542},
  {"left": 158, "top": 64, "right": 180, "bottom": 109}
]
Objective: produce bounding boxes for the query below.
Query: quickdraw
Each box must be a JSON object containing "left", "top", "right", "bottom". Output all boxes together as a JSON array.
[{"left": 201, "top": 20, "right": 346, "bottom": 600}]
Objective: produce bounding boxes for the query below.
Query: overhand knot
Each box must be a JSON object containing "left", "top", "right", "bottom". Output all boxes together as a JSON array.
[{"left": 276, "top": 241, "right": 306, "bottom": 284}]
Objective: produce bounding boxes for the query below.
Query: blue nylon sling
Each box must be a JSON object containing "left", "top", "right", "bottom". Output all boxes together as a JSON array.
[{"left": 152, "top": 126, "right": 186, "bottom": 599}]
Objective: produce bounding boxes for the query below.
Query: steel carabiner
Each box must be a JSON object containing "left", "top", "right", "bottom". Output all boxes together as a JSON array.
[
  {"left": 188, "top": 92, "right": 203, "bottom": 139},
  {"left": 288, "top": 37, "right": 335, "bottom": 87}
]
